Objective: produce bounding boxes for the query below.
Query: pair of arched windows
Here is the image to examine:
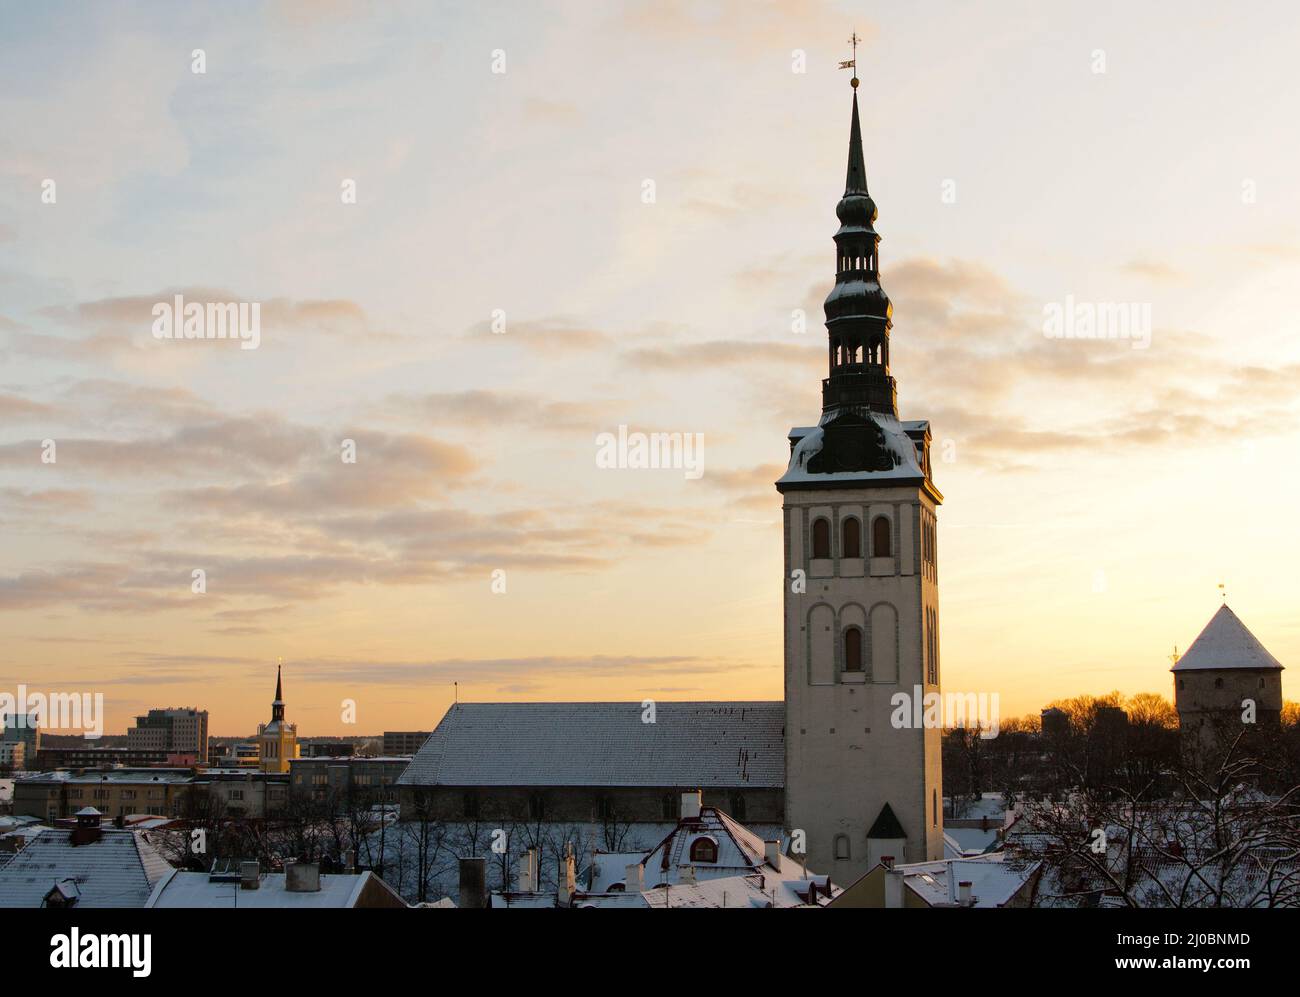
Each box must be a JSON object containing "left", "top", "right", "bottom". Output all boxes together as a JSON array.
[{"left": 811, "top": 515, "right": 891, "bottom": 559}]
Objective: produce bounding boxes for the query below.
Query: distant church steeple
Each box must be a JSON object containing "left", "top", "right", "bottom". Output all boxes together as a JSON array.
[
  {"left": 258, "top": 659, "right": 297, "bottom": 774},
  {"left": 271, "top": 662, "right": 285, "bottom": 723}
]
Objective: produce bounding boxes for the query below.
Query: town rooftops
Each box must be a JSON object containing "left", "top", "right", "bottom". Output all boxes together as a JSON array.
[
  {"left": 398, "top": 701, "right": 784, "bottom": 788},
  {"left": 146, "top": 869, "right": 405, "bottom": 908},
  {"left": 0, "top": 827, "right": 173, "bottom": 908},
  {"left": 1172, "top": 605, "right": 1284, "bottom": 673}
]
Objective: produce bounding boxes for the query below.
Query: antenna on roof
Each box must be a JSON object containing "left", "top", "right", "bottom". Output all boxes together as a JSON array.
[{"left": 454, "top": 681, "right": 458, "bottom": 704}]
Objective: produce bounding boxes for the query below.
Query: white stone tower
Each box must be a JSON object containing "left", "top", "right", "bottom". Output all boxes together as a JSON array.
[{"left": 777, "top": 80, "right": 944, "bottom": 884}]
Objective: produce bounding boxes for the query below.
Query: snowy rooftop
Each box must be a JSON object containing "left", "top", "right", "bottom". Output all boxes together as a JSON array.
[
  {"left": 398, "top": 702, "right": 784, "bottom": 788},
  {"left": 584, "top": 807, "right": 835, "bottom": 907},
  {"left": 146, "top": 870, "right": 398, "bottom": 908},
  {"left": 893, "top": 853, "right": 1037, "bottom": 908},
  {"left": 1172, "top": 605, "right": 1283, "bottom": 672},
  {"left": 777, "top": 415, "right": 927, "bottom": 488},
  {"left": 0, "top": 827, "right": 173, "bottom": 908}
]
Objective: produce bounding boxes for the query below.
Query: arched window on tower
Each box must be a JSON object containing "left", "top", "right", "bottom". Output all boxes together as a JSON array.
[
  {"left": 833, "top": 834, "right": 851, "bottom": 860},
  {"left": 842, "top": 517, "right": 861, "bottom": 558},
  {"left": 872, "top": 516, "right": 891, "bottom": 557},
  {"left": 812, "top": 518, "right": 831, "bottom": 559},
  {"left": 843, "top": 626, "right": 863, "bottom": 672}
]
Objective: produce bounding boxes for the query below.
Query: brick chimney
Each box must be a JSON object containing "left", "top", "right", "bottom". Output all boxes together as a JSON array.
[
  {"left": 285, "top": 861, "right": 321, "bottom": 893},
  {"left": 240, "top": 861, "right": 260, "bottom": 890},
  {"left": 458, "top": 856, "right": 487, "bottom": 909},
  {"left": 680, "top": 790, "right": 702, "bottom": 820},
  {"left": 764, "top": 839, "right": 781, "bottom": 870},
  {"left": 625, "top": 862, "right": 645, "bottom": 892},
  {"left": 556, "top": 848, "right": 576, "bottom": 907},
  {"left": 518, "top": 849, "right": 537, "bottom": 893}
]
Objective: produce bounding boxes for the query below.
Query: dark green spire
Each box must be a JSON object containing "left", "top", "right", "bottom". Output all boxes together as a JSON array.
[{"left": 845, "top": 91, "right": 868, "bottom": 195}]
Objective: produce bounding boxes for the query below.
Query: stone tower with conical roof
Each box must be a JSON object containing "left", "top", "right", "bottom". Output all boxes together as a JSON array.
[
  {"left": 776, "top": 82, "right": 944, "bottom": 883},
  {"left": 1172, "top": 604, "right": 1284, "bottom": 763}
]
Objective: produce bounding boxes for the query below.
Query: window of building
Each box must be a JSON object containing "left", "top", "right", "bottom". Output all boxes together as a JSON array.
[
  {"left": 833, "top": 834, "right": 851, "bottom": 860},
  {"left": 933, "top": 788, "right": 938, "bottom": 827},
  {"left": 689, "top": 836, "right": 719, "bottom": 863},
  {"left": 843, "top": 626, "right": 863, "bottom": 672},
  {"left": 528, "top": 793, "right": 546, "bottom": 820},
  {"left": 463, "top": 791, "right": 480, "bottom": 819},
  {"left": 812, "top": 517, "right": 831, "bottom": 558},
  {"left": 842, "top": 517, "right": 861, "bottom": 558},
  {"left": 729, "top": 793, "right": 747, "bottom": 822},
  {"left": 1215, "top": 677, "right": 1224, "bottom": 689},
  {"left": 662, "top": 793, "right": 676, "bottom": 821},
  {"left": 872, "top": 516, "right": 891, "bottom": 557}
]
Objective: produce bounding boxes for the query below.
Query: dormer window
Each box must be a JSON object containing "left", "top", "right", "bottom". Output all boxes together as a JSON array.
[{"left": 689, "top": 836, "right": 719, "bottom": 864}]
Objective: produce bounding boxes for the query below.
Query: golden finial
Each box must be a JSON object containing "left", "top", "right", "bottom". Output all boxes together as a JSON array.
[
  {"left": 1168, "top": 645, "right": 1180, "bottom": 666},
  {"left": 839, "top": 31, "right": 861, "bottom": 89},
  {"left": 1217, "top": 581, "right": 1227, "bottom": 603}
]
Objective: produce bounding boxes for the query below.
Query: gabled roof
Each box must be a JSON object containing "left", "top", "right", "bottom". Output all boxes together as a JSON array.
[
  {"left": 0, "top": 828, "right": 172, "bottom": 908},
  {"left": 1172, "top": 605, "right": 1283, "bottom": 672},
  {"left": 867, "top": 803, "right": 906, "bottom": 839},
  {"left": 397, "top": 702, "right": 784, "bottom": 788}
]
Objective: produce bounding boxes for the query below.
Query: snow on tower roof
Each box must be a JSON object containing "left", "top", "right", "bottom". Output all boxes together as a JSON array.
[
  {"left": 1171, "top": 605, "right": 1283, "bottom": 672},
  {"left": 397, "top": 702, "right": 784, "bottom": 788}
]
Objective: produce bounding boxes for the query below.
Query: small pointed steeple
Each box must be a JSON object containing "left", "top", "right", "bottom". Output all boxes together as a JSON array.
[
  {"left": 271, "top": 662, "right": 285, "bottom": 723},
  {"left": 844, "top": 90, "right": 868, "bottom": 196}
]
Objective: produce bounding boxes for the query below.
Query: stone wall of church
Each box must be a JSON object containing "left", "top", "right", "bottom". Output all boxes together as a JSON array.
[{"left": 396, "top": 784, "right": 783, "bottom": 825}]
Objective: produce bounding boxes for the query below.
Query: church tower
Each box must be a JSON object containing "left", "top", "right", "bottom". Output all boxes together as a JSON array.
[
  {"left": 257, "top": 663, "right": 298, "bottom": 774},
  {"left": 777, "top": 79, "right": 944, "bottom": 883}
]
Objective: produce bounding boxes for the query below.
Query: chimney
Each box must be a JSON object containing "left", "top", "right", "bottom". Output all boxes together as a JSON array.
[
  {"left": 625, "top": 862, "right": 645, "bottom": 892},
  {"left": 240, "top": 861, "right": 260, "bottom": 890},
  {"left": 518, "top": 849, "right": 537, "bottom": 893},
  {"left": 763, "top": 839, "right": 781, "bottom": 870},
  {"left": 344, "top": 849, "right": 356, "bottom": 873},
  {"left": 557, "top": 849, "right": 576, "bottom": 907},
  {"left": 459, "top": 857, "right": 487, "bottom": 909},
  {"left": 958, "top": 881, "right": 973, "bottom": 906},
  {"left": 884, "top": 867, "right": 904, "bottom": 909},
  {"left": 680, "top": 865, "right": 697, "bottom": 885},
  {"left": 680, "top": 790, "right": 702, "bottom": 821},
  {"left": 285, "top": 861, "right": 321, "bottom": 893}
]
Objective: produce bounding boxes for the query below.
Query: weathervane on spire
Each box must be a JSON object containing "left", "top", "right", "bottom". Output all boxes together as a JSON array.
[
  {"left": 839, "top": 31, "right": 861, "bottom": 89},
  {"left": 1218, "top": 581, "right": 1227, "bottom": 603}
]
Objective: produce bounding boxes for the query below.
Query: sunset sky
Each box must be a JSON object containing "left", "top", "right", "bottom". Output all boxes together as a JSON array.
[{"left": 2, "top": 1, "right": 1298, "bottom": 737}]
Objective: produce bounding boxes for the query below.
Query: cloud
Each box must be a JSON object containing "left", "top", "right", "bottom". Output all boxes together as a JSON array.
[
  {"left": 463, "top": 318, "right": 611, "bottom": 353},
  {"left": 376, "top": 389, "right": 614, "bottom": 433}
]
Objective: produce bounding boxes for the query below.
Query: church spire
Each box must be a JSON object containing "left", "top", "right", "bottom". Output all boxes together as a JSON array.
[
  {"left": 822, "top": 72, "right": 896, "bottom": 421},
  {"left": 271, "top": 661, "right": 285, "bottom": 723},
  {"left": 845, "top": 90, "right": 868, "bottom": 195}
]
